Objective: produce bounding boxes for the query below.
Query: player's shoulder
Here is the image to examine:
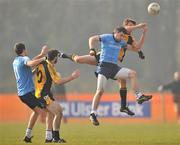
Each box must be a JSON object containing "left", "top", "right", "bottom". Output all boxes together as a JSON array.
[
  {"left": 99, "top": 34, "right": 113, "bottom": 42},
  {"left": 13, "top": 56, "right": 29, "bottom": 64}
]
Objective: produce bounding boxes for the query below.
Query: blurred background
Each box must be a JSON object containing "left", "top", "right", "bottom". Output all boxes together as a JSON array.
[
  {"left": 0, "top": 2, "right": 180, "bottom": 144},
  {"left": 0, "top": 0, "right": 179, "bottom": 93}
]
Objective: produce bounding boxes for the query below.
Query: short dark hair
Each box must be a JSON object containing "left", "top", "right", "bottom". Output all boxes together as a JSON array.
[
  {"left": 113, "top": 26, "right": 127, "bottom": 34},
  {"left": 47, "top": 49, "right": 60, "bottom": 61},
  {"left": 14, "top": 43, "right": 26, "bottom": 55}
]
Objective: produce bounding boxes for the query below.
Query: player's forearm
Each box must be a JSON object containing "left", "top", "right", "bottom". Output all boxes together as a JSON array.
[
  {"left": 57, "top": 76, "right": 75, "bottom": 85},
  {"left": 136, "top": 31, "right": 146, "bottom": 50},
  {"left": 125, "top": 24, "right": 143, "bottom": 32},
  {"left": 26, "top": 57, "right": 45, "bottom": 67}
]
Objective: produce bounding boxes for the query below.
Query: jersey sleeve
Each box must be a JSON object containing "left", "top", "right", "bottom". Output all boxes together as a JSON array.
[
  {"left": 22, "top": 56, "right": 31, "bottom": 65},
  {"left": 47, "top": 64, "right": 61, "bottom": 84}
]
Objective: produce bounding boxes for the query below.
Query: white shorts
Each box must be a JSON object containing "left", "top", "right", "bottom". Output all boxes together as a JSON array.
[{"left": 114, "top": 67, "right": 131, "bottom": 80}]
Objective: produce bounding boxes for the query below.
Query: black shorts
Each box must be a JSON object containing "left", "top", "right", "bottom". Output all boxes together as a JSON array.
[
  {"left": 38, "top": 92, "right": 55, "bottom": 108},
  {"left": 19, "top": 91, "right": 42, "bottom": 109},
  {"left": 96, "top": 62, "right": 121, "bottom": 79},
  {"left": 95, "top": 52, "right": 101, "bottom": 64}
]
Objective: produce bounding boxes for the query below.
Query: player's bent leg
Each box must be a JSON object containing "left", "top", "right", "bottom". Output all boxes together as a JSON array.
[
  {"left": 114, "top": 68, "right": 152, "bottom": 105},
  {"left": 47, "top": 101, "right": 62, "bottom": 130},
  {"left": 128, "top": 70, "right": 139, "bottom": 91},
  {"left": 128, "top": 70, "right": 152, "bottom": 104},
  {"left": 74, "top": 55, "right": 97, "bottom": 65},
  {"left": 27, "top": 108, "right": 40, "bottom": 129},
  {"left": 24, "top": 107, "right": 42, "bottom": 143},
  {"left": 46, "top": 101, "right": 66, "bottom": 143}
]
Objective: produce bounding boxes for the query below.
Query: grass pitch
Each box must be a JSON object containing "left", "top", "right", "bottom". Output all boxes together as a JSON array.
[{"left": 0, "top": 122, "right": 180, "bottom": 145}]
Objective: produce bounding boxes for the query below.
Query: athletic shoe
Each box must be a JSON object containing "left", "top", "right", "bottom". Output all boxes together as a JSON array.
[
  {"left": 90, "top": 113, "right": 99, "bottom": 126},
  {"left": 45, "top": 139, "right": 52, "bottom": 143},
  {"left": 120, "top": 106, "right": 135, "bottom": 116},
  {"left": 52, "top": 138, "right": 66, "bottom": 143},
  {"left": 137, "top": 95, "right": 152, "bottom": 104},
  {"left": 23, "top": 136, "right": 33, "bottom": 143}
]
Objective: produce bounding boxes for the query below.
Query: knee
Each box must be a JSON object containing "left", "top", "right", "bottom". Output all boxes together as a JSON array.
[
  {"left": 54, "top": 105, "right": 63, "bottom": 116},
  {"left": 33, "top": 107, "right": 43, "bottom": 115},
  {"left": 74, "top": 56, "right": 82, "bottom": 63},
  {"left": 129, "top": 70, "right": 137, "bottom": 78}
]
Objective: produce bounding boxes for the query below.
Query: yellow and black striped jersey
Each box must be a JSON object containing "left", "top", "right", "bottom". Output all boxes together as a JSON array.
[
  {"left": 34, "top": 60, "right": 61, "bottom": 98},
  {"left": 118, "top": 34, "right": 134, "bottom": 62}
]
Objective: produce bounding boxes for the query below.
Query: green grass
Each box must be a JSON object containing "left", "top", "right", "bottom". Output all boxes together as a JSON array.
[{"left": 0, "top": 122, "right": 180, "bottom": 145}]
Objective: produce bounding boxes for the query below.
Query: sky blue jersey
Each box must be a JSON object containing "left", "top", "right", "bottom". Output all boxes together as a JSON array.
[
  {"left": 99, "top": 34, "right": 127, "bottom": 64},
  {"left": 13, "top": 56, "right": 34, "bottom": 96}
]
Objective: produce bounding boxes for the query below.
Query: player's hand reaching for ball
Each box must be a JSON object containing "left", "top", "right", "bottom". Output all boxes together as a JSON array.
[{"left": 71, "top": 69, "right": 80, "bottom": 79}]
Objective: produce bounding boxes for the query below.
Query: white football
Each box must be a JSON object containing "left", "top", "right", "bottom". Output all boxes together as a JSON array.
[{"left": 147, "top": 2, "right": 160, "bottom": 15}]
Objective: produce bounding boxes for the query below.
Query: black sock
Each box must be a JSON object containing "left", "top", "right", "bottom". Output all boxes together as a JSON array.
[
  {"left": 53, "top": 130, "right": 60, "bottom": 140},
  {"left": 120, "top": 88, "right": 127, "bottom": 108}
]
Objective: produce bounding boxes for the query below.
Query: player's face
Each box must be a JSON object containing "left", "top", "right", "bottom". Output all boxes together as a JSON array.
[{"left": 114, "top": 32, "right": 125, "bottom": 41}]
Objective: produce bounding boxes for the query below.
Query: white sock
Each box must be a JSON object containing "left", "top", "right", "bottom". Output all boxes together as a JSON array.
[
  {"left": 46, "top": 130, "right": 52, "bottom": 140},
  {"left": 25, "top": 128, "right": 32, "bottom": 138},
  {"left": 135, "top": 91, "right": 143, "bottom": 99},
  {"left": 91, "top": 110, "right": 97, "bottom": 115}
]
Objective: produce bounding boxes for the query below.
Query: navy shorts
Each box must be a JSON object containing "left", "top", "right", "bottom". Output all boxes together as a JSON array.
[
  {"left": 19, "top": 91, "right": 42, "bottom": 109},
  {"left": 96, "top": 62, "right": 121, "bottom": 79}
]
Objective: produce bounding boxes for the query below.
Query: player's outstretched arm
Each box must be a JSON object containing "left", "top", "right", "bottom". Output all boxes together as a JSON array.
[
  {"left": 55, "top": 69, "right": 80, "bottom": 85},
  {"left": 125, "top": 23, "right": 147, "bottom": 32},
  {"left": 26, "top": 57, "right": 46, "bottom": 67},
  {"left": 128, "top": 26, "right": 148, "bottom": 52}
]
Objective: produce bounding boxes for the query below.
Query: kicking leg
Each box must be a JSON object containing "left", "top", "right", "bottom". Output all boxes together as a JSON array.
[{"left": 73, "top": 55, "right": 98, "bottom": 65}]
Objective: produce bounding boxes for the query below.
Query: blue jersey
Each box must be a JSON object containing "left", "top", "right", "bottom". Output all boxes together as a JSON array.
[
  {"left": 99, "top": 34, "right": 127, "bottom": 64},
  {"left": 13, "top": 56, "right": 34, "bottom": 96}
]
